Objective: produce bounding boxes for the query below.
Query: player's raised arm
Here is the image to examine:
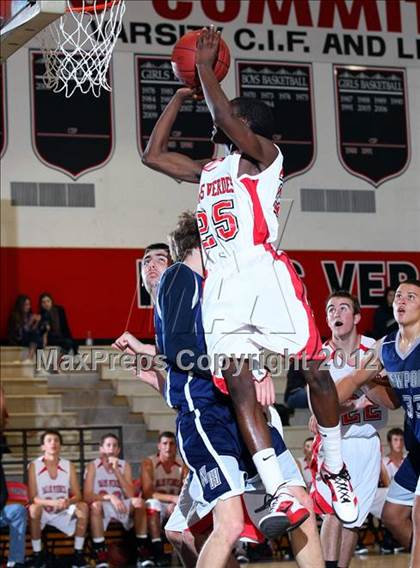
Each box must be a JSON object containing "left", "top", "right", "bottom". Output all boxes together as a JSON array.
[
  {"left": 142, "top": 88, "right": 208, "bottom": 183},
  {"left": 196, "top": 27, "right": 277, "bottom": 168}
]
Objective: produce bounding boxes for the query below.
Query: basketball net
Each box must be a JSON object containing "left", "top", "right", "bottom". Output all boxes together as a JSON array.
[{"left": 39, "top": 0, "right": 125, "bottom": 98}]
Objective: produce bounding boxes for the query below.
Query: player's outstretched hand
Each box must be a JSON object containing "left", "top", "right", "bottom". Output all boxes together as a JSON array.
[
  {"left": 254, "top": 372, "right": 276, "bottom": 406},
  {"left": 196, "top": 25, "right": 220, "bottom": 67}
]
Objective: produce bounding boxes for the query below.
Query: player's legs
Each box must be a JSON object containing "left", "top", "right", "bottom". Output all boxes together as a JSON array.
[
  {"left": 28, "top": 503, "right": 43, "bottom": 541},
  {"left": 382, "top": 501, "right": 412, "bottom": 549},
  {"left": 74, "top": 502, "right": 88, "bottom": 537},
  {"left": 338, "top": 527, "right": 358, "bottom": 568},
  {"left": 320, "top": 514, "right": 342, "bottom": 564},
  {"left": 196, "top": 495, "right": 244, "bottom": 568},
  {"left": 166, "top": 529, "right": 203, "bottom": 568},
  {"left": 223, "top": 359, "right": 309, "bottom": 538},
  {"left": 90, "top": 502, "right": 109, "bottom": 567},
  {"left": 287, "top": 487, "right": 323, "bottom": 568},
  {"left": 90, "top": 501, "right": 105, "bottom": 539}
]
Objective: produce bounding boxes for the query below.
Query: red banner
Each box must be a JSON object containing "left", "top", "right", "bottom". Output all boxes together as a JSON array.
[{"left": 1, "top": 247, "right": 418, "bottom": 341}]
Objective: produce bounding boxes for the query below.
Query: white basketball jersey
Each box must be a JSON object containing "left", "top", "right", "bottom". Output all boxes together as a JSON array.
[
  {"left": 197, "top": 146, "right": 284, "bottom": 272},
  {"left": 33, "top": 456, "right": 70, "bottom": 502},
  {"left": 323, "top": 335, "right": 388, "bottom": 438},
  {"left": 92, "top": 458, "right": 126, "bottom": 499},
  {"left": 149, "top": 455, "right": 183, "bottom": 496}
]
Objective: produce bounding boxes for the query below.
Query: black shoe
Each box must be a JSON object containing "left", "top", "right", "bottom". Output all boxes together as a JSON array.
[
  {"left": 354, "top": 543, "right": 368, "bottom": 555},
  {"left": 33, "top": 552, "right": 47, "bottom": 568},
  {"left": 137, "top": 543, "right": 155, "bottom": 567},
  {"left": 380, "top": 545, "right": 394, "bottom": 555},
  {"left": 72, "top": 551, "right": 88, "bottom": 568}
]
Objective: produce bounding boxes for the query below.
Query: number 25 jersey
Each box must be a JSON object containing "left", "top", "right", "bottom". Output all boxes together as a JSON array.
[{"left": 197, "top": 146, "right": 284, "bottom": 272}]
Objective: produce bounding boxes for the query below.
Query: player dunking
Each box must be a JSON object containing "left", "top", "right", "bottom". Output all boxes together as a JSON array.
[
  {"left": 142, "top": 27, "right": 358, "bottom": 533},
  {"left": 336, "top": 280, "right": 420, "bottom": 567}
]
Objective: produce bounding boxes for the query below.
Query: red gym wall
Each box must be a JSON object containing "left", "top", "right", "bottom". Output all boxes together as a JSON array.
[{"left": 1, "top": 248, "right": 418, "bottom": 341}]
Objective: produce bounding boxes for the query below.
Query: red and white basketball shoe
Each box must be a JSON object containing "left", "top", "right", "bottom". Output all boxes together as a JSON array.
[
  {"left": 257, "top": 488, "right": 310, "bottom": 539},
  {"left": 320, "top": 463, "right": 358, "bottom": 524}
]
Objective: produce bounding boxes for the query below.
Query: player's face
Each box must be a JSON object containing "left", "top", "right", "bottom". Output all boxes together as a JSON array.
[
  {"left": 158, "top": 436, "right": 177, "bottom": 460},
  {"left": 100, "top": 437, "right": 120, "bottom": 458},
  {"left": 141, "top": 249, "right": 169, "bottom": 294},
  {"left": 326, "top": 298, "right": 360, "bottom": 337},
  {"left": 42, "top": 434, "right": 61, "bottom": 455},
  {"left": 390, "top": 434, "right": 404, "bottom": 453},
  {"left": 23, "top": 298, "right": 31, "bottom": 313},
  {"left": 393, "top": 284, "right": 420, "bottom": 325}
]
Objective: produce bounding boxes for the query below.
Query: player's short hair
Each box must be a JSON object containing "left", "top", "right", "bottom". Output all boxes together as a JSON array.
[
  {"left": 100, "top": 432, "right": 120, "bottom": 447},
  {"left": 304, "top": 437, "right": 314, "bottom": 444},
  {"left": 168, "top": 211, "right": 201, "bottom": 262},
  {"left": 387, "top": 427, "right": 404, "bottom": 443},
  {"left": 159, "top": 431, "right": 176, "bottom": 442},
  {"left": 398, "top": 278, "right": 420, "bottom": 288},
  {"left": 326, "top": 290, "right": 361, "bottom": 315},
  {"left": 143, "top": 242, "right": 170, "bottom": 260},
  {"left": 40, "top": 429, "right": 63, "bottom": 445},
  {"left": 230, "top": 97, "right": 275, "bottom": 140}
]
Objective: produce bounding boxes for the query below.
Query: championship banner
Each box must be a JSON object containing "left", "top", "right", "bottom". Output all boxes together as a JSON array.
[
  {"left": 0, "top": 65, "right": 6, "bottom": 158},
  {"left": 135, "top": 54, "right": 215, "bottom": 160},
  {"left": 30, "top": 51, "right": 114, "bottom": 178},
  {"left": 236, "top": 60, "right": 315, "bottom": 179},
  {"left": 334, "top": 65, "right": 410, "bottom": 187}
]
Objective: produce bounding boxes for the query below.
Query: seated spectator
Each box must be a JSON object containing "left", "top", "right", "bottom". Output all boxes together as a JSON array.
[
  {"left": 284, "top": 366, "right": 309, "bottom": 409},
  {"left": 141, "top": 432, "right": 187, "bottom": 567},
  {"left": 39, "top": 292, "right": 78, "bottom": 355},
  {"left": 0, "top": 387, "right": 26, "bottom": 568},
  {"left": 7, "top": 295, "right": 45, "bottom": 361},
  {"left": 372, "top": 287, "right": 398, "bottom": 339},
  {"left": 84, "top": 433, "right": 151, "bottom": 568},
  {"left": 380, "top": 427, "right": 406, "bottom": 554},
  {"left": 28, "top": 429, "right": 88, "bottom": 568},
  {"left": 383, "top": 427, "right": 405, "bottom": 480},
  {"left": 296, "top": 437, "right": 314, "bottom": 489}
]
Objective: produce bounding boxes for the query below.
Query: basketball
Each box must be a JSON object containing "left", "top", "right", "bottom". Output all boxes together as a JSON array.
[{"left": 171, "top": 30, "right": 231, "bottom": 88}]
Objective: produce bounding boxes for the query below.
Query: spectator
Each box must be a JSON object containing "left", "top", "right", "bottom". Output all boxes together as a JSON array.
[
  {"left": 7, "top": 295, "right": 44, "bottom": 361},
  {"left": 383, "top": 427, "right": 405, "bottom": 481},
  {"left": 284, "top": 366, "right": 309, "bottom": 409},
  {"left": 372, "top": 287, "right": 398, "bottom": 339},
  {"left": 39, "top": 292, "right": 78, "bottom": 355},
  {"left": 379, "top": 427, "right": 406, "bottom": 554},
  {"left": 141, "top": 432, "right": 187, "bottom": 567},
  {"left": 28, "top": 429, "right": 88, "bottom": 568},
  {"left": 83, "top": 432, "right": 151, "bottom": 568},
  {"left": 296, "top": 437, "right": 314, "bottom": 489},
  {"left": 0, "top": 387, "right": 26, "bottom": 568}
]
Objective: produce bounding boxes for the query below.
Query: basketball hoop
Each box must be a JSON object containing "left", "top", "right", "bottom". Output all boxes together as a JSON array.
[{"left": 39, "top": 0, "right": 125, "bottom": 98}]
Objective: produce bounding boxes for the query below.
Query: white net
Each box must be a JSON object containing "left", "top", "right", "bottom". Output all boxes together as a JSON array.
[{"left": 39, "top": 0, "right": 125, "bottom": 98}]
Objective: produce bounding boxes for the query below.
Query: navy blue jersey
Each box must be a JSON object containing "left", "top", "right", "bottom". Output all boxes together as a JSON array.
[
  {"left": 380, "top": 330, "right": 420, "bottom": 445},
  {"left": 155, "top": 263, "right": 224, "bottom": 413}
]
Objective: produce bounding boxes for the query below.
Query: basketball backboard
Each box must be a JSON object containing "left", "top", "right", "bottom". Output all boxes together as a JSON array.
[{"left": 0, "top": 0, "right": 65, "bottom": 63}]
